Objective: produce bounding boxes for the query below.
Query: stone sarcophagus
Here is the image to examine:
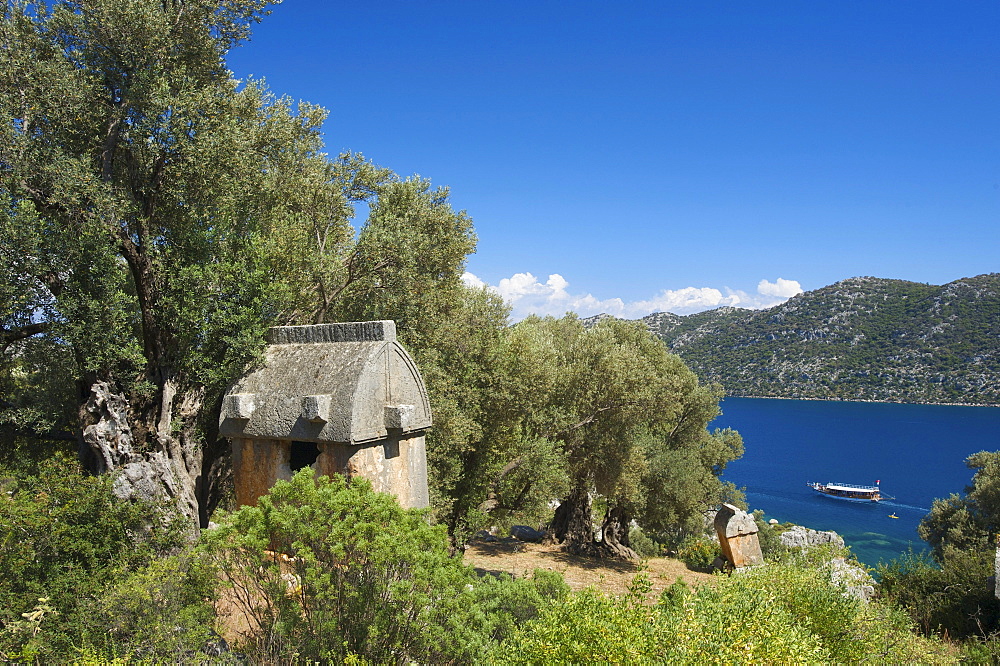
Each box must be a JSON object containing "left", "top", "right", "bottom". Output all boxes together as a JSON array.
[
  {"left": 220, "top": 321, "right": 431, "bottom": 509},
  {"left": 714, "top": 503, "right": 764, "bottom": 569}
]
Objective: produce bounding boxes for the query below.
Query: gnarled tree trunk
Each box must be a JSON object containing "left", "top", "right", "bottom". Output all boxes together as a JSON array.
[
  {"left": 548, "top": 482, "right": 640, "bottom": 560},
  {"left": 548, "top": 481, "right": 599, "bottom": 556},
  {"left": 79, "top": 378, "right": 204, "bottom": 535},
  {"left": 598, "top": 506, "right": 639, "bottom": 560},
  {"left": 198, "top": 418, "right": 233, "bottom": 528}
]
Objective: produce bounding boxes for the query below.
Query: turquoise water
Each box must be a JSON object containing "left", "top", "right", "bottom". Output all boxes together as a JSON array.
[{"left": 712, "top": 398, "right": 1000, "bottom": 567}]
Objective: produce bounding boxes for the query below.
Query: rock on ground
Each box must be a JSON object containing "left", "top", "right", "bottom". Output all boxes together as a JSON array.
[
  {"left": 825, "top": 557, "right": 876, "bottom": 602},
  {"left": 779, "top": 524, "right": 845, "bottom": 549},
  {"left": 510, "top": 525, "right": 546, "bottom": 543}
]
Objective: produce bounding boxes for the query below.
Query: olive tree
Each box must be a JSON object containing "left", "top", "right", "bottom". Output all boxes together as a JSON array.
[
  {"left": 919, "top": 450, "right": 1000, "bottom": 559},
  {"left": 512, "top": 315, "right": 743, "bottom": 558},
  {"left": 0, "top": 0, "right": 347, "bottom": 526}
]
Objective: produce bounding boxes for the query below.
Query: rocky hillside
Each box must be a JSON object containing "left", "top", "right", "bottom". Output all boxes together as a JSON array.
[{"left": 590, "top": 274, "right": 1000, "bottom": 405}]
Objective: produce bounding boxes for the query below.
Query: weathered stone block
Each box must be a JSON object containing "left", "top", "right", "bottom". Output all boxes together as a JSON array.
[
  {"left": 267, "top": 320, "right": 396, "bottom": 344},
  {"left": 780, "top": 525, "right": 844, "bottom": 549},
  {"left": 714, "top": 503, "right": 764, "bottom": 569},
  {"left": 827, "top": 557, "right": 875, "bottom": 602},
  {"left": 301, "top": 395, "right": 331, "bottom": 423},
  {"left": 385, "top": 404, "right": 416, "bottom": 430},
  {"left": 222, "top": 393, "right": 255, "bottom": 421}
]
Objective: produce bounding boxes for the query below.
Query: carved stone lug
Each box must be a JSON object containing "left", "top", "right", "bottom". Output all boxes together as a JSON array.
[
  {"left": 385, "top": 404, "right": 415, "bottom": 431},
  {"left": 222, "top": 393, "right": 255, "bottom": 420},
  {"left": 302, "top": 395, "right": 332, "bottom": 423}
]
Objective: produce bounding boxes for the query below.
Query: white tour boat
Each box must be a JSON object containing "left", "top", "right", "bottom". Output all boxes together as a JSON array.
[{"left": 806, "top": 480, "right": 893, "bottom": 503}]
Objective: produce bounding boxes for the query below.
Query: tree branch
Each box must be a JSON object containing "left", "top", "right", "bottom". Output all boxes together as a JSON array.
[
  {"left": 310, "top": 246, "right": 393, "bottom": 323},
  {"left": 118, "top": 228, "right": 164, "bottom": 366},
  {"left": 477, "top": 456, "right": 525, "bottom": 514},
  {"left": 100, "top": 114, "right": 123, "bottom": 182},
  {"left": 143, "top": 149, "right": 169, "bottom": 218},
  {"left": 555, "top": 404, "right": 623, "bottom": 437},
  {"left": 0, "top": 321, "right": 49, "bottom": 351}
]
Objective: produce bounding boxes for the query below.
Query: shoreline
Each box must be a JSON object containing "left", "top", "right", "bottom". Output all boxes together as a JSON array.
[
  {"left": 714, "top": 396, "right": 998, "bottom": 567},
  {"left": 726, "top": 394, "right": 1000, "bottom": 408}
]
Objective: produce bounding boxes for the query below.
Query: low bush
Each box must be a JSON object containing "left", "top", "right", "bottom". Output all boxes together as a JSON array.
[
  {"left": 80, "top": 554, "right": 220, "bottom": 661},
  {"left": 0, "top": 456, "right": 192, "bottom": 661},
  {"left": 628, "top": 524, "right": 661, "bottom": 558},
  {"left": 677, "top": 534, "right": 720, "bottom": 571},
  {"left": 961, "top": 634, "right": 1000, "bottom": 662},
  {"left": 752, "top": 509, "right": 790, "bottom": 561},
  {"left": 876, "top": 546, "right": 999, "bottom": 638},
  {"left": 494, "top": 561, "right": 944, "bottom": 664},
  {"left": 202, "top": 468, "right": 565, "bottom": 663}
]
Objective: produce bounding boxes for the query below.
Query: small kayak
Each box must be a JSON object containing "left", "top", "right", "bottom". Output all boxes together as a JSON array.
[{"left": 888, "top": 513, "right": 899, "bottom": 519}]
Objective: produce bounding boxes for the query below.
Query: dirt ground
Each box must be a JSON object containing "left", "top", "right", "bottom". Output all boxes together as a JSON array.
[
  {"left": 463, "top": 539, "right": 716, "bottom": 599},
  {"left": 215, "top": 541, "right": 717, "bottom": 645}
]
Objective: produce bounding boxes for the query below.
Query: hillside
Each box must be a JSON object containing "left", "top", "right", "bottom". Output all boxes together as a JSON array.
[{"left": 590, "top": 274, "right": 1000, "bottom": 405}]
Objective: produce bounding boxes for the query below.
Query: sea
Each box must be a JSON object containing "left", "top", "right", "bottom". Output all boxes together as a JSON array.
[{"left": 711, "top": 397, "right": 1000, "bottom": 568}]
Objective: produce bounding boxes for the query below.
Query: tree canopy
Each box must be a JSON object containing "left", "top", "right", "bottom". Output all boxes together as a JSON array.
[
  {"left": 0, "top": 0, "right": 478, "bottom": 527},
  {"left": 919, "top": 450, "right": 1000, "bottom": 559},
  {"left": 1, "top": 0, "right": 740, "bottom": 558},
  {"left": 1, "top": 0, "right": 310, "bottom": 524},
  {"left": 442, "top": 314, "right": 745, "bottom": 557}
]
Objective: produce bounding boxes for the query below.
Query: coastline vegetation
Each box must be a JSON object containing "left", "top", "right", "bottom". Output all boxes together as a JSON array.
[
  {"left": 1, "top": 0, "right": 998, "bottom": 662},
  {"left": 0, "top": 468, "right": 954, "bottom": 663}
]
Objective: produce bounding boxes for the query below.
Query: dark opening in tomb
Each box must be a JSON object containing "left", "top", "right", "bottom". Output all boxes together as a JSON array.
[{"left": 290, "top": 441, "right": 320, "bottom": 471}]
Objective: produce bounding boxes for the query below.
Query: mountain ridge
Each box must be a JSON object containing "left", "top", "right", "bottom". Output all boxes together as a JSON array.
[{"left": 584, "top": 274, "right": 1000, "bottom": 405}]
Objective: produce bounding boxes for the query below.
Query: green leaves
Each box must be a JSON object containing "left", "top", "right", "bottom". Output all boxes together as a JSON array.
[
  {"left": 203, "top": 468, "right": 564, "bottom": 663},
  {"left": 919, "top": 450, "right": 1000, "bottom": 559},
  {"left": 497, "top": 561, "right": 939, "bottom": 664},
  {"left": 897, "top": 450, "right": 1000, "bottom": 638},
  {"left": 0, "top": 456, "right": 191, "bottom": 660},
  {"left": 877, "top": 547, "right": 999, "bottom": 638},
  {"left": 0, "top": 1, "right": 344, "bottom": 503},
  {"left": 511, "top": 315, "right": 743, "bottom": 549}
]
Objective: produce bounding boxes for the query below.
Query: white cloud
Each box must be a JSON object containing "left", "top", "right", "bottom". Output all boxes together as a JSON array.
[
  {"left": 461, "top": 271, "right": 486, "bottom": 289},
  {"left": 625, "top": 287, "right": 741, "bottom": 318},
  {"left": 463, "top": 272, "right": 804, "bottom": 321},
  {"left": 758, "top": 277, "right": 803, "bottom": 299},
  {"left": 496, "top": 272, "right": 569, "bottom": 302}
]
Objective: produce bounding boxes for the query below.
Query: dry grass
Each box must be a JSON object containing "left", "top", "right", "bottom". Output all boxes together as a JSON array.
[
  {"left": 214, "top": 540, "right": 719, "bottom": 646},
  {"left": 463, "top": 539, "right": 717, "bottom": 599}
]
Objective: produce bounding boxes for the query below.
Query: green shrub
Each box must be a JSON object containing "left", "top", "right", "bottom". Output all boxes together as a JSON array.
[
  {"left": 752, "top": 510, "right": 790, "bottom": 561},
  {"left": 677, "top": 535, "right": 719, "bottom": 571},
  {"left": 0, "top": 456, "right": 190, "bottom": 661},
  {"left": 80, "top": 554, "right": 220, "bottom": 661},
  {"left": 491, "top": 587, "right": 673, "bottom": 663},
  {"left": 202, "top": 468, "right": 565, "bottom": 663},
  {"left": 628, "top": 524, "right": 661, "bottom": 558},
  {"left": 876, "top": 546, "right": 999, "bottom": 637},
  {"left": 495, "top": 561, "right": 944, "bottom": 664},
  {"left": 659, "top": 578, "right": 690, "bottom": 609},
  {"left": 961, "top": 634, "right": 1000, "bottom": 663},
  {"left": 465, "top": 569, "right": 570, "bottom": 644}
]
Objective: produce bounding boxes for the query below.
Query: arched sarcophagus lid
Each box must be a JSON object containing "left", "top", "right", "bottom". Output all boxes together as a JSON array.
[{"left": 219, "top": 321, "right": 432, "bottom": 444}]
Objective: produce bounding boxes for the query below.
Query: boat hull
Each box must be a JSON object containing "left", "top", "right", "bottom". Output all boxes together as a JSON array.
[
  {"left": 812, "top": 489, "right": 880, "bottom": 503},
  {"left": 807, "top": 482, "right": 883, "bottom": 502}
]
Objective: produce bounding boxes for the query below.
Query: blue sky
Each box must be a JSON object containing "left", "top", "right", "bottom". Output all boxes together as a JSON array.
[{"left": 227, "top": 1, "right": 999, "bottom": 319}]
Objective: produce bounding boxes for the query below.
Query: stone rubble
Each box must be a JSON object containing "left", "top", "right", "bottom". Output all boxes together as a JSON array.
[{"left": 779, "top": 524, "right": 845, "bottom": 549}]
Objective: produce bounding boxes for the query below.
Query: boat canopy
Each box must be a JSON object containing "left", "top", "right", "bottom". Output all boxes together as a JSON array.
[{"left": 825, "top": 483, "right": 878, "bottom": 493}]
